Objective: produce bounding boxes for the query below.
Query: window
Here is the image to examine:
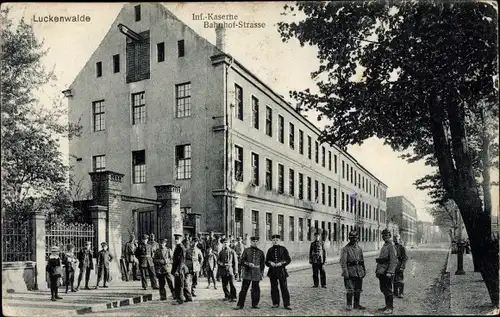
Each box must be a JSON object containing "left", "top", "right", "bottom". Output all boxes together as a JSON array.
[
  {"left": 251, "top": 152, "right": 259, "bottom": 185},
  {"left": 350, "top": 166, "right": 353, "bottom": 183},
  {"left": 289, "top": 216, "right": 295, "bottom": 242},
  {"left": 234, "top": 145, "right": 243, "bottom": 181},
  {"left": 328, "top": 222, "right": 332, "bottom": 241},
  {"left": 278, "top": 115, "right": 284, "bottom": 143},
  {"left": 278, "top": 215, "right": 284, "bottom": 240},
  {"left": 315, "top": 141, "right": 319, "bottom": 164},
  {"left": 314, "top": 180, "right": 319, "bottom": 202},
  {"left": 93, "top": 155, "right": 105, "bottom": 172},
  {"left": 113, "top": 54, "right": 120, "bottom": 73},
  {"left": 315, "top": 220, "right": 319, "bottom": 234},
  {"left": 289, "top": 169, "right": 295, "bottom": 196},
  {"left": 307, "top": 177, "right": 312, "bottom": 201},
  {"left": 178, "top": 40, "right": 185, "bottom": 57},
  {"left": 265, "top": 106, "right": 272, "bottom": 136},
  {"left": 358, "top": 174, "right": 361, "bottom": 188},
  {"left": 235, "top": 208, "right": 243, "bottom": 239},
  {"left": 307, "top": 219, "right": 312, "bottom": 241},
  {"left": 157, "top": 42, "right": 165, "bottom": 62},
  {"left": 298, "top": 218, "right": 304, "bottom": 241},
  {"left": 289, "top": 123, "right": 295, "bottom": 149},
  {"left": 175, "top": 82, "right": 191, "bottom": 118},
  {"left": 252, "top": 96, "right": 259, "bottom": 129},
  {"left": 334, "top": 223, "right": 337, "bottom": 241},
  {"left": 342, "top": 160, "right": 345, "bottom": 179},
  {"left": 278, "top": 164, "right": 284, "bottom": 194},
  {"left": 321, "top": 183, "right": 326, "bottom": 205},
  {"left": 341, "top": 191, "right": 345, "bottom": 211},
  {"left": 298, "top": 173, "right": 304, "bottom": 200},
  {"left": 134, "top": 5, "right": 141, "bottom": 21},
  {"left": 132, "top": 150, "right": 146, "bottom": 183},
  {"left": 252, "top": 210, "right": 259, "bottom": 237},
  {"left": 92, "top": 100, "right": 105, "bottom": 132},
  {"left": 321, "top": 221, "right": 326, "bottom": 240},
  {"left": 362, "top": 176, "right": 365, "bottom": 191},
  {"left": 354, "top": 170, "right": 357, "bottom": 186},
  {"left": 265, "top": 159, "right": 273, "bottom": 190},
  {"left": 346, "top": 194, "right": 350, "bottom": 211},
  {"left": 328, "top": 151, "right": 332, "bottom": 170},
  {"left": 334, "top": 188, "right": 337, "bottom": 208},
  {"left": 334, "top": 154, "right": 338, "bottom": 173},
  {"left": 369, "top": 181, "right": 372, "bottom": 195},
  {"left": 132, "top": 92, "right": 146, "bottom": 124},
  {"left": 96, "top": 61, "right": 102, "bottom": 77},
  {"left": 176, "top": 144, "right": 191, "bottom": 179},
  {"left": 235, "top": 84, "right": 243, "bottom": 120},
  {"left": 346, "top": 163, "right": 349, "bottom": 182},
  {"left": 328, "top": 186, "right": 331, "bottom": 206},
  {"left": 298, "top": 130, "right": 304, "bottom": 154},
  {"left": 181, "top": 207, "right": 192, "bottom": 215},
  {"left": 305, "top": 137, "right": 311, "bottom": 161},
  {"left": 266, "top": 213, "right": 272, "bottom": 240},
  {"left": 322, "top": 146, "right": 326, "bottom": 167},
  {"left": 126, "top": 30, "right": 150, "bottom": 83}
]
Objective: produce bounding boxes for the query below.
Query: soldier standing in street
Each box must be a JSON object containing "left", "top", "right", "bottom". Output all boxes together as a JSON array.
[
  {"left": 62, "top": 243, "right": 77, "bottom": 293},
  {"left": 123, "top": 234, "right": 139, "bottom": 281},
  {"left": 217, "top": 238, "right": 238, "bottom": 302},
  {"left": 265, "top": 234, "right": 292, "bottom": 310},
  {"left": 393, "top": 234, "right": 408, "bottom": 299},
  {"left": 135, "top": 234, "right": 158, "bottom": 290},
  {"left": 234, "top": 236, "right": 265, "bottom": 310},
  {"left": 76, "top": 241, "right": 93, "bottom": 290},
  {"left": 233, "top": 237, "right": 244, "bottom": 282},
  {"left": 153, "top": 238, "right": 175, "bottom": 300},
  {"left": 205, "top": 246, "right": 218, "bottom": 289},
  {"left": 186, "top": 237, "right": 204, "bottom": 297},
  {"left": 309, "top": 231, "right": 327, "bottom": 288},
  {"left": 340, "top": 231, "right": 366, "bottom": 311},
  {"left": 172, "top": 233, "right": 192, "bottom": 304},
  {"left": 95, "top": 242, "right": 113, "bottom": 289},
  {"left": 376, "top": 229, "right": 398, "bottom": 314}
]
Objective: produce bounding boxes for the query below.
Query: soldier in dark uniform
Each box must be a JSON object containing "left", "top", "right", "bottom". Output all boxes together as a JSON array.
[
  {"left": 217, "top": 238, "right": 238, "bottom": 302},
  {"left": 309, "top": 231, "right": 327, "bottom": 288},
  {"left": 95, "top": 241, "right": 113, "bottom": 288},
  {"left": 153, "top": 238, "right": 175, "bottom": 300},
  {"left": 376, "top": 229, "right": 398, "bottom": 314},
  {"left": 393, "top": 234, "right": 408, "bottom": 299},
  {"left": 46, "top": 246, "right": 63, "bottom": 301},
  {"left": 123, "top": 234, "right": 139, "bottom": 281},
  {"left": 340, "top": 231, "right": 366, "bottom": 311},
  {"left": 76, "top": 241, "right": 94, "bottom": 290},
  {"left": 135, "top": 234, "right": 158, "bottom": 290},
  {"left": 172, "top": 233, "right": 192, "bottom": 304},
  {"left": 265, "top": 234, "right": 292, "bottom": 310},
  {"left": 234, "top": 236, "right": 265, "bottom": 310}
]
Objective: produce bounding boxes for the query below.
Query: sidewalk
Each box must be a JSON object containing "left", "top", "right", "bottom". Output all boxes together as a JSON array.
[
  {"left": 446, "top": 251, "right": 499, "bottom": 315},
  {"left": 2, "top": 251, "right": 378, "bottom": 316}
]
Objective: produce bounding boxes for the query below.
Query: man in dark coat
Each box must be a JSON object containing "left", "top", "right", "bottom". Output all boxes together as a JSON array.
[
  {"left": 265, "top": 234, "right": 292, "bottom": 310},
  {"left": 309, "top": 231, "right": 327, "bottom": 288},
  {"left": 62, "top": 243, "right": 77, "bottom": 293},
  {"left": 123, "top": 234, "right": 139, "bottom": 281},
  {"left": 376, "top": 229, "right": 398, "bottom": 314},
  {"left": 46, "top": 246, "right": 63, "bottom": 301},
  {"left": 135, "top": 234, "right": 158, "bottom": 290},
  {"left": 172, "top": 233, "right": 192, "bottom": 304},
  {"left": 217, "top": 238, "right": 238, "bottom": 302},
  {"left": 393, "top": 234, "right": 408, "bottom": 299},
  {"left": 340, "top": 230, "right": 366, "bottom": 311},
  {"left": 186, "top": 237, "right": 204, "bottom": 297},
  {"left": 234, "top": 236, "right": 265, "bottom": 310},
  {"left": 76, "top": 241, "right": 94, "bottom": 290},
  {"left": 153, "top": 238, "right": 175, "bottom": 300},
  {"left": 95, "top": 241, "right": 113, "bottom": 288}
]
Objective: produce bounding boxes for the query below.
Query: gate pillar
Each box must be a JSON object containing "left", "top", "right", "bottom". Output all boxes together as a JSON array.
[{"left": 155, "top": 184, "right": 182, "bottom": 248}]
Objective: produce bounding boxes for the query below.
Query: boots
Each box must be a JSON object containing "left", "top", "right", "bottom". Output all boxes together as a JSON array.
[
  {"left": 353, "top": 292, "right": 366, "bottom": 310},
  {"left": 346, "top": 293, "right": 353, "bottom": 311},
  {"left": 393, "top": 284, "right": 399, "bottom": 297},
  {"left": 378, "top": 295, "right": 388, "bottom": 311},
  {"left": 383, "top": 295, "right": 394, "bottom": 314},
  {"left": 398, "top": 284, "right": 404, "bottom": 299}
]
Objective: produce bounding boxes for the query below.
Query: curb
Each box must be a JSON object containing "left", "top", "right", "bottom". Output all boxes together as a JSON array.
[{"left": 73, "top": 293, "right": 157, "bottom": 315}]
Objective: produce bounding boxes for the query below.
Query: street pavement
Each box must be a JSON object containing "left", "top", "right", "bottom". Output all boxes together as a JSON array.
[{"left": 84, "top": 248, "right": 450, "bottom": 316}]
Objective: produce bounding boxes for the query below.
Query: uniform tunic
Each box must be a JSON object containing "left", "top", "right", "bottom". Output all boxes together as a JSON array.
[
  {"left": 265, "top": 245, "right": 292, "bottom": 307},
  {"left": 153, "top": 246, "right": 175, "bottom": 300},
  {"left": 309, "top": 240, "right": 327, "bottom": 287},
  {"left": 394, "top": 242, "right": 408, "bottom": 283},
  {"left": 340, "top": 242, "right": 366, "bottom": 293},
  {"left": 376, "top": 241, "right": 398, "bottom": 296},
  {"left": 172, "top": 244, "right": 192, "bottom": 302},
  {"left": 135, "top": 242, "right": 158, "bottom": 289},
  {"left": 46, "top": 255, "right": 62, "bottom": 298},
  {"left": 123, "top": 240, "right": 138, "bottom": 281},
  {"left": 96, "top": 249, "right": 113, "bottom": 286},
  {"left": 237, "top": 246, "right": 265, "bottom": 308},
  {"left": 218, "top": 247, "right": 238, "bottom": 299}
]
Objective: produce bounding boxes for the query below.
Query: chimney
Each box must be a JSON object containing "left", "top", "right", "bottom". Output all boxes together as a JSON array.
[{"left": 215, "top": 26, "right": 226, "bottom": 52}]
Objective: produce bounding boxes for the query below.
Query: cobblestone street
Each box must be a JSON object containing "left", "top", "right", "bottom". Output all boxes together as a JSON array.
[{"left": 88, "top": 249, "right": 449, "bottom": 316}]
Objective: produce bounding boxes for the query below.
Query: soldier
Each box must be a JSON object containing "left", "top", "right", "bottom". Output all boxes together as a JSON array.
[
  {"left": 234, "top": 236, "right": 265, "bottom": 310},
  {"left": 153, "top": 238, "right": 175, "bottom": 300},
  {"left": 76, "top": 241, "right": 94, "bottom": 290},
  {"left": 393, "top": 234, "right": 408, "bottom": 299},
  {"left": 309, "top": 231, "right": 327, "bottom": 288},
  {"left": 172, "top": 233, "right": 192, "bottom": 304},
  {"left": 205, "top": 245, "right": 218, "bottom": 289},
  {"left": 340, "top": 231, "right": 366, "bottom": 311},
  {"left": 217, "top": 238, "right": 238, "bottom": 302},
  {"left": 149, "top": 233, "right": 159, "bottom": 253},
  {"left": 135, "top": 234, "right": 158, "bottom": 290},
  {"left": 375, "top": 229, "right": 398, "bottom": 314},
  {"left": 62, "top": 243, "right": 77, "bottom": 293},
  {"left": 233, "top": 237, "right": 244, "bottom": 282},
  {"left": 186, "top": 237, "right": 204, "bottom": 297},
  {"left": 265, "top": 234, "right": 292, "bottom": 310},
  {"left": 123, "top": 234, "right": 139, "bottom": 281},
  {"left": 95, "top": 242, "right": 113, "bottom": 289},
  {"left": 46, "top": 246, "right": 63, "bottom": 301}
]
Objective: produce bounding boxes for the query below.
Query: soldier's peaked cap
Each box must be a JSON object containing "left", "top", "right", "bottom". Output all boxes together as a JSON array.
[
  {"left": 160, "top": 238, "right": 168, "bottom": 243},
  {"left": 250, "top": 236, "right": 259, "bottom": 241},
  {"left": 314, "top": 231, "right": 320, "bottom": 236},
  {"left": 174, "top": 234, "right": 183, "bottom": 238},
  {"left": 348, "top": 231, "right": 358, "bottom": 238},
  {"left": 381, "top": 229, "right": 391, "bottom": 236},
  {"left": 271, "top": 234, "right": 281, "bottom": 239},
  {"left": 142, "top": 234, "right": 149, "bottom": 239},
  {"left": 101, "top": 241, "right": 107, "bottom": 245}
]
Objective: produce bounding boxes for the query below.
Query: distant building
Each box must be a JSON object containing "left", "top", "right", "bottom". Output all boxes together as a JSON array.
[
  {"left": 387, "top": 196, "right": 418, "bottom": 245},
  {"left": 417, "top": 221, "right": 449, "bottom": 244}
]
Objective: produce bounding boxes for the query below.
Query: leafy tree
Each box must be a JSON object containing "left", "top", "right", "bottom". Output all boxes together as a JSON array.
[
  {"left": 278, "top": 1, "right": 498, "bottom": 306},
  {"left": 1, "top": 7, "right": 81, "bottom": 223}
]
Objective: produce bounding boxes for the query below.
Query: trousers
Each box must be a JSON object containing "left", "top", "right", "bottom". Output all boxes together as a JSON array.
[
  {"left": 96, "top": 266, "right": 109, "bottom": 286},
  {"left": 65, "top": 269, "right": 75, "bottom": 291},
  {"left": 312, "top": 263, "right": 326, "bottom": 286},
  {"left": 125, "top": 259, "right": 138, "bottom": 281},
  {"left": 77, "top": 267, "right": 91, "bottom": 288},
  {"left": 237, "top": 279, "right": 260, "bottom": 307},
  {"left": 157, "top": 273, "right": 175, "bottom": 300},
  {"left": 139, "top": 264, "right": 158, "bottom": 289},
  {"left": 50, "top": 275, "right": 60, "bottom": 298},
  {"left": 344, "top": 277, "right": 363, "bottom": 293},
  {"left": 221, "top": 274, "right": 237, "bottom": 299},
  {"left": 174, "top": 273, "right": 192, "bottom": 302},
  {"left": 206, "top": 269, "right": 216, "bottom": 287},
  {"left": 377, "top": 274, "right": 394, "bottom": 296},
  {"left": 270, "top": 277, "right": 290, "bottom": 307}
]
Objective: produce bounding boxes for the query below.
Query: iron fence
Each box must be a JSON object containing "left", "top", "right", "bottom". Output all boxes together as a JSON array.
[
  {"left": 45, "top": 221, "right": 94, "bottom": 258},
  {"left": 2, "top": 219, "right": 33, "bottom": 262}
]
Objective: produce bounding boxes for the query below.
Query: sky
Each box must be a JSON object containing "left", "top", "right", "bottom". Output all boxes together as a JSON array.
[{"left": 6, "top": 2, "right": 500, "bottom": 223}]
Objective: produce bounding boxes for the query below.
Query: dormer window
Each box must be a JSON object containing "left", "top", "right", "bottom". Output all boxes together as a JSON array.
[{"left": 135, "top": 5, "right": 141, "bottom": 21}]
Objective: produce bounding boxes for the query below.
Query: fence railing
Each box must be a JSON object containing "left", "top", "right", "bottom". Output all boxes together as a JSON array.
[
  {"left": 46, "top": 221, "right": 94, "bottom": 258},
  {"left": 2, "top": 219, "right": 33, "bottom": 262}
]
